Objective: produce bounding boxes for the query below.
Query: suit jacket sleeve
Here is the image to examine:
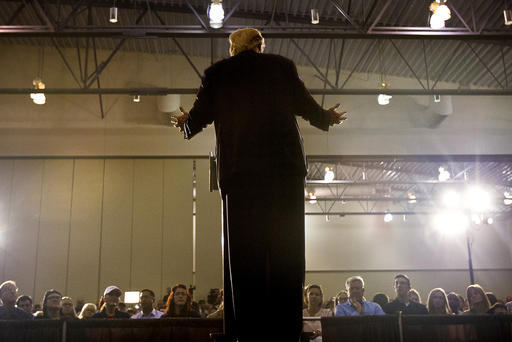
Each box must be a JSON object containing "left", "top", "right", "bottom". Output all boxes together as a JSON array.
[
  {"left": 286, "top": 59, "right": 331, "bottom": 131},
  {"left": 184, "top": 69, "right": 215, "bottom": 139}
]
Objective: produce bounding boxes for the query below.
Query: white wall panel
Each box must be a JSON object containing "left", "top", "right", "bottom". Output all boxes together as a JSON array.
[
  {"left": 161, "top": 159, "right": 194, "bottom": 299},
  {"left": 0, "top": 159, "right": 14, "bottom": 284},
  {"left": 195, "top": 159, "right": 222, "bottom": 300},
  {"left": 34, "top": 159, "right": 73, "bottom": 300},
  {"left": 67, "top": 159, "right": 104, "bottom": 302},
  {"left": 99, "top": 159, "right": 133, "bottom": 295}
]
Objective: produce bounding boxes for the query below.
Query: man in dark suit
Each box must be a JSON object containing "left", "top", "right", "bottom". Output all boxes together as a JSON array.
[
  {"left": 174, "top": 28, "right": 346, "bottom": 342},
  {"left": 383, "top": 274, "right": 428, "bottom": 315}
]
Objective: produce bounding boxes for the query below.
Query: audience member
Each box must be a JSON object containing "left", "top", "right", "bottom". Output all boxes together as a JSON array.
[
  {"left": 131, "top": 289, "right": 163, "bottom": 319},
  {"left": 35, "top": 289, "right": 62, "bottom": 319},
  {"left": 75, "top": 298, "right": 85, "bottom": 314},
  {"left": 372, "top": 293, "right": 389, "bottom": 309},
  {"left": 334, "top": 276, "right": 385, "bottom": 316},
  {"left": 490, "top": 302, "right": 508, "bottom": 315},
  {"left": 507, "top": 300, "right": 512, "bottom": 313},
  {"left": 92, "top": 286, "right": 130, "bottom": 319},
  {"left": 383, "top": 274, "right": 428, "bottom": 314},
  {"left": 207, "top": 289, "right": 224, "bottom": 319},
  {"left": 33, "top": 304, "right": 41, "bottom": 313},
  {"left": 78, "top": 303, "right": 97, "bottom": 319},
  {"left": 457, "top": 293, "right": 468, "bottom": 311},
  {"left": 427, "top": 288, "right": 452, "bottom": 315},
  {"left": 0, "top": 280, "right": 33, "bottom": 320},
  {"left": 117, "top": 302, "right": 127, "bottom": 313},
  {"left": 303, "top": 284, "right": 332, "bottom": 341},
  {"left": 408, "top": 288, "right": 422, "bottom": 304},
  {"left": 162, "top": 284, "right": 200, "bottom": 318},
  {"left": 447, "top": 292, "right": 463, "bottom": 315},
  {"left": 485, "top": 292, "right": 498, "bottom": 306},
  {"left": 16, "top": 295, "right": 33, "bottom": 314},
  {"left": 335, "top": 290, "right": 348, "bottom": 305},
  {"left": 463, "top": 284, "right": 491, "bottom": 315},
  {"left": 61, "top": 296, "right": 78, "bottom": 320}
]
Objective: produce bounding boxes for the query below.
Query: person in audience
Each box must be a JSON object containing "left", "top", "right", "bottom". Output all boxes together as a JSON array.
[
  {"left": 323, "top": 297, "right": 335, "bottom": 311},
  {"left": 303, "top": 284, "right": 332, "bottom": 341},
  {"left": 16, "top": 295, "right": 33, "bottom": 314},
  {"left": 61, "top": 296, "right": 78, "bottom": 320},
  {"left": 131, "top": 289, "right": 163, "bottom": 319},
  {"left": 490, "top": 301, "right": 508, "bottom": 315},
  {"left": 427, "top": 288, "right": 452, "bottom": 315},
  {"left": 162, "top": 284, "right": 201, "bottom": 318},
  {"left": 485, "top": 292, "right": 498, "bottom": 306},
  {"left": 383, "top": 274, "right": 428, "bottom": 314},
  {"left": 334, "top": 276, "right": 385, "bottom": 316},
  {"left": 35, "top": 289, "right": 63, "bottom": 319},
  {"left": 208, "top": 289, "right": 224, "bottom": 319},
  {"left": 78, "top": 303, "right": 97, "bottom": 319},
  {"left": 75, "top": 298, "right": 85, "bottom": 314},
  {"left": 156, "top": 299, "right": 166, "bottom": 312},
  {"left": 0, "top": 280, "right": 33, "bottom": 320},
  {"left": 408, "top": 289, "right": 422, "bottom": 304},
  {"left": 463, "top": 284, "right": 491, "bottom": 315},
  {"left": 447, "top": 292, "right": 463, "bottom": 315},
  {"left": 117, "top": 302, "right": 127, "bottom": 313},
  {"left": 372, "top": 293, "right": 389, "bottom": 309},
  {"left": 92, "top": 285, "right": 131, "bottom": 319},
  {"left": 457, "top": 293, "right": 468, "bottom": 311},
  {"left": 335, "top": 290, "right": 348, "bottom": 305}
]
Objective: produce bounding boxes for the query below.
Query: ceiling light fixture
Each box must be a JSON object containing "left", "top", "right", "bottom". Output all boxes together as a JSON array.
[
  {"left": 308, "top": 192, "right": 317, "bottom": 204},
  {"left": 324, "top": 167, "right": 335, "bottom": 182},
  {"left": 30, "top": 78, "right": 46, "bottom": 105},
  {"left": 208, "top": 0, "right": 225, "bottom": 29},
  {"left": 434, "top": 94, "right": 441, "bottom": 103},
  {"left": 504, "top": 10, "right": 512, "bottom": 25},
  {"left": 311, "top": 9, "right": 320, "bottom": 24},
  {"left": 438, "top": 166, "right": 450, "bottom": 181},
  {"left": 429, "top": 0, "right": 451, "bottom": 29},
  {"left": 384, "top": 212, "right": 393, "bottom": 223},
  {"left": 109, "top": 4, "right": 118, "bottom": 23},
  {"left": 133, "top": 95, "right": 141, "bottom": 103},
  {"left": 378, "top": 83, "right": 392, "bottom": 105}
]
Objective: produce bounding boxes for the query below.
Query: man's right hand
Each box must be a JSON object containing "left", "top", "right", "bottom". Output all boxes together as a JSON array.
[
  {"left": 171, "top": 107, "right": 190, "bottom": 132},
  {"left": 327, "top": 103, "right": 347, "bottom": 126}
]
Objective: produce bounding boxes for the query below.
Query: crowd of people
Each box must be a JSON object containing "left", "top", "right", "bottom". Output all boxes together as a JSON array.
[{"left": 1, "top": 274, "right": 511, "bottom": 339}]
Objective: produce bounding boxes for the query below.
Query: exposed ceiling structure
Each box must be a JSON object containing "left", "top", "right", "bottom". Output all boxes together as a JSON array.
[
  {"left": 1, "top": 0, "right": 512, "bottom": 96},
  {"left": 305, "top": 155, "right": 512, "bottom": 220}
]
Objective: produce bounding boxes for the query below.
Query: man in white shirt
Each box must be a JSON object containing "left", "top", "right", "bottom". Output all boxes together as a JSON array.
[{"left": 131, "top": 289, "right": 163, "bottom": 319}]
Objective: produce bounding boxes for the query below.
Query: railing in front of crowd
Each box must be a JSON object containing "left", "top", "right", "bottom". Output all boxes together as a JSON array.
[{"left": 0, "top": 315, "right": 510, "bottom": 342}]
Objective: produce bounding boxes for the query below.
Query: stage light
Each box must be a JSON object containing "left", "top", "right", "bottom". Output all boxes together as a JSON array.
[
  {"left": 408, "top": 192, "right": 417, "bottom": 204},
  {"left": 384, "top": 212, "right": 393, "bottom": 223},
  {"left": 436, "top": 4, "right": 451, "bottom": 21},
  {"left": 208, "top": 0, "right": 224, "bottom": 29},
  {"left": 505, "top": 198, "right": 512, "bottom": 205},
  {"left": 308, "top": 192, "right": 317, "bottom": 204},
  {"left": 442, "top": 190, "right": 460, "bottom": 208},
  {"left": 133, "top": 95, "right": 140, "bottom": 103},
  {"left": 377, "top": 94, "right": 392, "bottom": 105},
  {"left": 109, "top": 6, "right": 118, "bottom": 23},
  {"left": 466, "top": 186, "right": 491, "bottom": 212},
  {"left": 487, "top": 217, "right": 494, "bottom": 225},
  {"left": 471, "top": 213, "right": 482, "bottom": 225},
  {"left": 124, "top": 291, "right": 140, "bottom": 304},
  {"left": 324, "top": 167, "right": 335, "bottom": 181},
  {"left": 433, "top": 211, "right": 468, "bottom": 234},
  {"left": 504, "top": 10, "right": 512, "bottom": 25},
  {"left": 311, "top": 9, "right": 320, "bottom": 24},
  {"left": 438, "top": 166, "right": 450, "bottom": 181},
  {"left": 30, "top": 78, "right": 46, "bottom": 105},
  {"left": 434, "top": 95, "right": 441, "bottom": 103},
  {"left": 429, "top": 1, "right": 451, "bottom": 29},
  {"left": 430, "top": 12, "right": 445, "bottom": 29}
]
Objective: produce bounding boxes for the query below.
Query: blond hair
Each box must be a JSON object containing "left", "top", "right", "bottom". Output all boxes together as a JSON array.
[{"left": 229, "top": 28, "right": 265, "bottom": 56}]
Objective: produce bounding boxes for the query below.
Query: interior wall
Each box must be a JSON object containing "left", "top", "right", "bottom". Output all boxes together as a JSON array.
[{"left": 0, "top": 158, "right": 222, "bottom": 304}]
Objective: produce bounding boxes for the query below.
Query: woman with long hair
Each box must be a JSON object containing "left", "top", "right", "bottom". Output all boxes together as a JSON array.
[
  {"left": 464, "top": 284, "right": 492, "bottom": 315},
  {"left": 427, "top": 288, "right": 452, "bottom": 315},
  {"left": 303, "top": 284, "right": 332, "bottom": 341},
  {"left": 162, "top": 284, "right": 200, "bottom": 318},
  {"left": 78, "top": 303, "right": 97, "bottom": 319}
]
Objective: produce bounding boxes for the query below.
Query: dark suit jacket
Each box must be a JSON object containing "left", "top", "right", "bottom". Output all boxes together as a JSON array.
[
  {"left": 184, "top": 50, "right": 331, "bottom": 192},
  {"left": 383, "top": 299, "right": 429, "bottom": 314}
]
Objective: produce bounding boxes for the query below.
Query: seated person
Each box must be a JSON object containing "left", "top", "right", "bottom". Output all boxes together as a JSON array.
[
  {"left": 16, "top": 295, "right": 33, "bottom": 314},
  {"left": 161, "top": 284, "right": 200, "bottom": 318},
  {"left": 35, "top": 289, "right": 62, "bottom": 319},
  {"left": 463, "top": 284, "right": 491, "bottom": 315},
  {"left": 383, "top": 274, "right": 428, "bottom": 314},
  {"left": 131, "top": 289, "right": 163, "bottom": 319},
  {"left": 334, "top": 276, "right": 385, "bottom": 316},
  {"left": 303, "top": 284, "right": 332, "bottom": 341},
  {"left": 427, "top": 288, "right": 452, "bottom": 315},
  {"left": 78, "top": 303, "right": 97, "bottom": 319},
  {"left": 0, "top": 280, "right": 33, "bottom": 320},
  {"left": 408, "top": 289, "right": 422, "bottom": 304}
]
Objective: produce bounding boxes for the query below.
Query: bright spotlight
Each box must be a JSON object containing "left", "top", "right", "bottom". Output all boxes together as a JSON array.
[
  {"left": 471, "top": 213, "right": 482, "bottom": 225},
  {"left": 438, "top": 166, "right": 450, "bottom": 181},
  {"left": 384, "top": 213, "right": 393, "bottom": 223},
  {"left": 308, "top": 192, "right": 317, "bottom": 204},
  {"left": 433, "top": 211, "right": 468, "bottom": 235},
  {"left": 466, "top": 186, "right": 491, "bottom": 212},
  {"left": 324, "top": 167, "right": 335, "bottom": 182},
  {"left": 487, "top": 217, "right": 494, "bottom": 225},
  {"left": 442, "top": 190, "right": 460, "bottom": 208}
]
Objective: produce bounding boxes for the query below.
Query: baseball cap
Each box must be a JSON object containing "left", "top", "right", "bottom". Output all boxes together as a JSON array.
[{"left": 104, "top": 285, "right": 122, "bottom": 297}]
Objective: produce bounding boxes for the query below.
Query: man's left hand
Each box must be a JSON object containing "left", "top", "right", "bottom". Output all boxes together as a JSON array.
[
  {"left": 327, "top": 103, "right": 347, "bottom": 126},
  {"left": 172, "top": 107, "right": 190, "bottom": 132}
]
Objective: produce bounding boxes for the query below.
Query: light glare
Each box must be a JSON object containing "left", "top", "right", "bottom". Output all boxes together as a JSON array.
[
  {"left": 384, "top": 213, "right": 393, "bottom": 223},
  {"left": 209, "top": 2, "right": 224, "bottom": 28},
  {"left": 442, "top": 190, "right": 460, "bottom": 208},
  {"left": 466, "top": 187, "right": 491, "bottom": 212},
  {"left": 124, "top": 291, "right": 140, "bottom": 304},
  {"left": 433, "top": 211, "right": 468, "bottom": 235}
]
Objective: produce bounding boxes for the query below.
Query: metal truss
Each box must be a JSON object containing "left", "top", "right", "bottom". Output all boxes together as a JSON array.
[
  {"left": 1, "top": 0, "right": 512, "bottom": 118},
  {"left": 304, "top": 155, "right": 512, "bottom": 218}
]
